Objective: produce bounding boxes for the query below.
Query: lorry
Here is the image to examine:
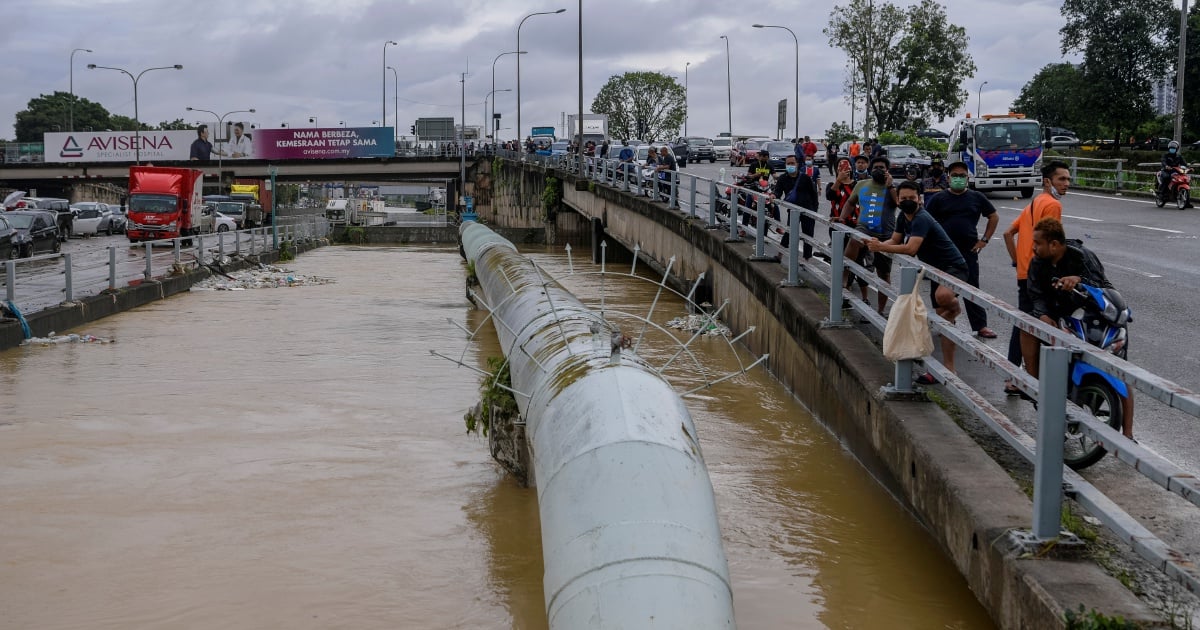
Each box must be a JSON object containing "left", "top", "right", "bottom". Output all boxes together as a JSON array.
[
  {"left": 948, "top": 113, "right": 1044, "bottom": 198},
  {"left": 566, "top": 114, "right": 609, "bottom": 149},
  {"left": 230, "top": 179, "right": 272, "bottom": 226},
  {"left": 126, "top": 166, "right": 209, "bottom": 242},
  {"left": 529, "top": 126, "right": 556, "bottom": 150}
]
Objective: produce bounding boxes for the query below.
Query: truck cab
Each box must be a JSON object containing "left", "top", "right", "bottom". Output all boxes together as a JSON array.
[{"left": 948, "top": 113, "right": 1043, "bottom": 198}]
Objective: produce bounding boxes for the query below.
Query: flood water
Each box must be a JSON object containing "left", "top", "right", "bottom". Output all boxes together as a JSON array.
[{"left": 0, "top": 245, "right": 993, "bottom": 629}]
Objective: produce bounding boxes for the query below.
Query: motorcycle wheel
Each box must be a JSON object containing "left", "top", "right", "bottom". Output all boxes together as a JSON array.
[
  {"left": 1155, "top": 189, "right": 1166, "bottom": 207},
  {"left": 52, "top": 239, "right": 61, "bottom": 254},
  {"left": 1064, "top": 376, "right": 1124, "bottom": 470},
  {"left": 1177, "top": 188, "right": 1189, "bottom": 210}
]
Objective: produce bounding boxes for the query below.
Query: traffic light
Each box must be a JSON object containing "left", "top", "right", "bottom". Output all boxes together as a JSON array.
[{"left": 411, "top": 125, "right": 416, "bottom": 134}]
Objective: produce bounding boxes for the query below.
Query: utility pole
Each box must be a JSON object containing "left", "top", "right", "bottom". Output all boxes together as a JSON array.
[{"left": 1176, "top": 0, "right": 1189, "bottom": 144}]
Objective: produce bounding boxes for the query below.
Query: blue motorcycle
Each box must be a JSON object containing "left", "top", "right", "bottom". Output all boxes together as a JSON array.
[{"left": 1057, "top": 280, "right": 1132, "bottom": 469}]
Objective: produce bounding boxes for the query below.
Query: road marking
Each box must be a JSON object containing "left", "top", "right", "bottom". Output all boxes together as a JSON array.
[
  {"left": 1106, "top": 263, "right": 1163, "bottom": 278},
  {"left": 1064, "top": 214, "right": 1104, "bottom": 222},
  {"left": 1067, "top": 191, "right": 1159, "bottom": 205},
  {"left": 1129, "top": 224, "right": 1184, "bottom": 234}
]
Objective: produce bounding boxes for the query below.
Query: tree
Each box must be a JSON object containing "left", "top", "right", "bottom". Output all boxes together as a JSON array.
[
  {"left": 1060, "top": 0, "right": 1175, "bottom": 145},
  {"left": 824, "top": 121, "right": 855, "bottom": 145},
  {"left": 108, "top": 115, "right": 149, "bottom": 131},
  {"left": 1013, "top": 63, "right": 1092, "bottom": 137},
  {"left": 825, "top": 0, "right": 975, "bottom": 135},
  {"left": 156, "top": 118, "right": 192, "bottom": 130},
  {"left": 590, "top": 71, "right": 685, "bottom": 141},
  {"left": 14, "top": 92, "right": 112, "bottom": 141}
]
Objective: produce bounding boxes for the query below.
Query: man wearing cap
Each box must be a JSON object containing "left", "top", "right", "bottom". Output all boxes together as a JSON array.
[{"left": 925, "top": 160, "right": 1000, "bottom": 339}]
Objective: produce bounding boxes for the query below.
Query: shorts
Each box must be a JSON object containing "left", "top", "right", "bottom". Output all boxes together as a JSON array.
[
  {"left": 929, "top": 265, "right": 969, "bottom": 304},
  {"left": 855, "top": 227, "right": 893, "bottom": 277}
]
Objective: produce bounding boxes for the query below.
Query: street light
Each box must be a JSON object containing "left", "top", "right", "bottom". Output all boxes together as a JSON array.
[
  {"left": 69, "top": 48, "right": 92, "bottom": 132},
  {"left": 485, "top": 89, "right": 512, "bottom": 141},
  {"left": 684, "top": 61, "right": 691, "bottom": 137},
  {"left": 977, "top": 80, "right": 988, "bottom": 117},
  {"left": 491, "top": 50, "right": 526, "bottom": 146},
  {"left": 382, "top": 40, "right": 397, "bottom": 127},
  {"left": 308, "top": 116, "right": 319, "bottom": 127},
  {"left": 719, "top": 36, "right": 732, "bottom": 139},
  {"left": 387, "top": 65, "right": 399, "bottom": 142},
  {"left": 516, "top": 8, "right": 565, "bottom": 143},
  {"left": 186, "top": 106, "right": 255, "bottom": 174},
  {"left": 754, "top": 24, "right": 798, "bottom": 141},
  {"left": 88, "top": 63, "right": 183, "bottom": 164}
]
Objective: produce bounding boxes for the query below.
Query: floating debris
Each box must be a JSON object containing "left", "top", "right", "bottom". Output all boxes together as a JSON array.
[
  {"left": 666, "top": 314, "right": 730, "bottom": 337},
  {"left": 191, "top": 265, "right": 335, "bottom": 291},
  {"left": 22, "top": 332, "right": 115, "bottom": 346}
]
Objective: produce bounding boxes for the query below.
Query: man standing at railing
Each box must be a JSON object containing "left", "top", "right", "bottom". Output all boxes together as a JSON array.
[
  {"left": 925, "top": 160, "right": 1000, "bottom": 340},
  {"left": 838, "top": 155, "right": 898, "bottom": 315},
  {"left": 867, "top": 180, "right": 967, "bottom": 379},
  {"left": 1002, "top": 160, "right": 1069, "bottom": 391}
]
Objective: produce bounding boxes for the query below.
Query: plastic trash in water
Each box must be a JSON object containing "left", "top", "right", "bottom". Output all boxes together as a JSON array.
[
  {"left": 191, "top": 266, "right": 334, "bottom": 291},
  {"left": 22, "top": 332, "right": 116, "bottom": 346},
  {"left": 666, "top": 314, "right": 730, "bottom": 337}
]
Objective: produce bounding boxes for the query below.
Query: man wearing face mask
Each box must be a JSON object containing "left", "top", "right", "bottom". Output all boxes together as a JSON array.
[
  {"left": 1002, "top": 160, "right": 1069, "bottom": 389},
  {"left": 837, "top": 156, "right": 897, "bottom": 314},
  {"left": 921, "top": 159, "right": 949, "bottom": 205},
  {"left": 773, "top": 154, "right": 819, "bottom": 255},
  {"left": 1157, "top": 140, "right": 1188, "bottom": 202},
  {"left": 925, "top": 161, "right": 999, "bottom": 339},
  {"left": 852, "top": 155, "right": 870, "bottom": 181},
  {"left": 868, "top": 180, "right": 968, "bottom": 379}
]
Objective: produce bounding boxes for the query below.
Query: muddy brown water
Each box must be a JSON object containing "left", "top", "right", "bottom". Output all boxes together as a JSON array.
[{"left": 0, "top": 245, "right": 993, "bottom": 629}]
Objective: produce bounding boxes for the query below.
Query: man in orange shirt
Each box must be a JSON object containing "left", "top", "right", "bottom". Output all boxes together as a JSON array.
[
  {"left": 1002, "top": 160, "right": 1070, "bottom": 386},
  {"left": 848, "top": 139, "right": 861, "bottom": 158}
]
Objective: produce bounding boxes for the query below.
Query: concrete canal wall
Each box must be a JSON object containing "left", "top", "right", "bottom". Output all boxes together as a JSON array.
[{"left": 474, "top": 159, "right": 1158, "bottom": 629}]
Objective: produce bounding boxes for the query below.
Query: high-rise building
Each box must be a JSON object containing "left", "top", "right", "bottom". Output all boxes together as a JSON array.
[{"left": 1152, "top": 80, "right": 1177, "bottom": 116}]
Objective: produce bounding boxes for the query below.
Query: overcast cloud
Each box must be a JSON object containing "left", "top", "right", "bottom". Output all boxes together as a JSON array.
[{"left": 2, "top": 0, "right": 1075, "bottom": 141}]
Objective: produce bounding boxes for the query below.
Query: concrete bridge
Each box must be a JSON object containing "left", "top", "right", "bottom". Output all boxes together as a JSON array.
[{"left": 472, "top": 156, "right": 1170, "bottom": 629}]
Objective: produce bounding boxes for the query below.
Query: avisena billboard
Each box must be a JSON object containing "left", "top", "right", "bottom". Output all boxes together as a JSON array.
[{"left": 43, "top": 127, "right": 396, "bottom": 162}]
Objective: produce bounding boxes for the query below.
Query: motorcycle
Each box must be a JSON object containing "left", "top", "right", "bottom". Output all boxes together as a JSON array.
[
  {"left": 716, "top": 173, "right": 772, "bottom": 228},
  {"left": 1055, "top": 279, "right": 1133, "bottom": 470},
  {"left": 1155, "top": 166, "right": 1191, "bottom": 209}
]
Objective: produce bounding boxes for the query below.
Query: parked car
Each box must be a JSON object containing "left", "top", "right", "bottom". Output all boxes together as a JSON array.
[
  {"left": 105, "top": 203, "right": 127, "bottom": 233},
  {"left": 0, "top": 214, "right": 18, "bottom": 259},
  {"left": 882, "top": 144, "right": 931, "bottom": 177},
  {"left": 72, "top": 202, "right": 119, "bottom": 235},
  {"left": 712, "top": 137, "right": 733, "bottom": 161},
  {"left": 1043, "top": 135, "right": 1080, "bottom": 149},
  {"left": 731, "top": 138, "right": 770, "bottom": 166},
  {"left": 3, "top": 210, "right": 60, "bottom": 257},
  {"left": 549, "top": 141, "right": 570, "bottom": 156},
  {"left": 213, "top": 201, "right": 248, "bottom": 228},
  {"left": 761, "top": 141, "right": 798, "bottom": 172},
  {"left": 811, "top": 141, "right": 828, "bottom": 167},
  {"left": 14, "top": 196, "right": 72, "bottom": 241},
  {"left": 667, "top": 138, "right": 689, "bottom": 167},
  {"left": 72, "top": 207, "right": 106, "bottom": 237},
  {"left": 201, "top": 205, "right": 237, "bottom": 232},
  {"left": 683, "top": 137, "right": 716, "bottom": 163},
  {"left": 1138, "top": 137, "right": 1172, "bottom": 151},
  {"left": 635, "top": 144, "right": 680, "bottom": 166}
]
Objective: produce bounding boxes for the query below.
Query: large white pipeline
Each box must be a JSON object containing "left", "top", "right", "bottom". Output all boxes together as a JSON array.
[{"left": 460, "top": 222, "right": 735, "bottom": 629}]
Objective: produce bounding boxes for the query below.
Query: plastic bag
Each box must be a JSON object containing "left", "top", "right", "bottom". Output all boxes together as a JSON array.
[{"left": 882, "top": 268, "right": 933, "bottom": 361}]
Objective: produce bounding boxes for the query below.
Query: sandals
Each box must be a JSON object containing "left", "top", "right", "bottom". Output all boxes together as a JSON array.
[{"left": 916, "top": 372, "right": 938, "bottom": 385}]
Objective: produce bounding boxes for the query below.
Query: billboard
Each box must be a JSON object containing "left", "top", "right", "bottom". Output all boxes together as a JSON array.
[
  {"left": 251, "top": 127, "right": 395, "bottom": 159},
  {"left": 44, "top": 130, "right": 195, "bottom": 162}
]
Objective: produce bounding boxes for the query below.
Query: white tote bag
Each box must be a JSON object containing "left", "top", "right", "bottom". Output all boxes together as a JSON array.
[{"left": 882, "top": 268, "right": 934, "bottom": 361}]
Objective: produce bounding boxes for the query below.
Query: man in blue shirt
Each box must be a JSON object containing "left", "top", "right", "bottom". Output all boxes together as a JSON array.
[{"left": 868, "top": 180, "right": 968, "bottom": 379}]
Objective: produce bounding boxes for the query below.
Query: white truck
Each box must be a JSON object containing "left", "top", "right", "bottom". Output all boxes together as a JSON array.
[{"left": 567, "top": 114, "right": 609, "bottom": 149}]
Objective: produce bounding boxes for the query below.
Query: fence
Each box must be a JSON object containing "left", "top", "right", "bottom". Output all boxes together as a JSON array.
[
  {"left": 499, "top": 151, "right": 1200, "bottom": 596},
  {"left": 3, "top": 215, "right": 331, "bottom": 317}
]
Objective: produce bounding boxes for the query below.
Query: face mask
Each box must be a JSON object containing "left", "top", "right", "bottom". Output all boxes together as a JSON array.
[
  {"left": 949, "top": 176, "right": 968, "bottom": 191},
  {"left": 785, "top": 165, "right": 798, "bottom": 174},
  {"left": 805, "top": 160, "right": 813, "bottom": 167},
  {"left": 1170, "top": 148, "right": 1178, "bottom": 154},
  {"left": 899, "top": 199, "right": 919, "bottom": 214},
  {"left": 871, "top": 169, "right": 886, "bottom": 184},
  {"left": 1049, "top": 185, "right": 1063, "bottom": 200}
]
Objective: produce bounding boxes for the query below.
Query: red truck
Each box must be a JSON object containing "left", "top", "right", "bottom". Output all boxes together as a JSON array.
[
  {"left": 126, "top": 166, "right": 208, "bottom": 242},
  {"left": 232, "top": 178, "right": 275, "bottom": 226}
]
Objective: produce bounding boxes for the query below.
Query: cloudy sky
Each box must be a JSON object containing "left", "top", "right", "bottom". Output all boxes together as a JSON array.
[{"left": 2, "top": 0, "right": 1075, "bottom": 142}]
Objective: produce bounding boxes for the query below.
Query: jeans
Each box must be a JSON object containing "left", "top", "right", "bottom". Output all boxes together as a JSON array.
[
  {"left": 957, "top": 247, "right": 987, "bottom": 331},
  {"left": 1007, "top": 279, "right": 1031, "bottom": 366}
]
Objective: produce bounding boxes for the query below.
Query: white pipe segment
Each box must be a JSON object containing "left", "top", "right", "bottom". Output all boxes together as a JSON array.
[{"left": 459, "top": 221, "right": 735, "bottom": 629}]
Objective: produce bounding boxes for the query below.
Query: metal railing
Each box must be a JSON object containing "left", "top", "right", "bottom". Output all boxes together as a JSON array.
[
  {"left": 3, "top": 216, "right": 331, "bottom": 318},
  {"left": 499, "top": 153, "right": 1200, "bottom": 595},
  {"left": 1058, "top": 155, "right": 1199, "bottom": 195}
]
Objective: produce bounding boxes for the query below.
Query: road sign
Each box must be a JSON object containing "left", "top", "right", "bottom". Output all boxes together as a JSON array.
[{"left": 777, "top": 99, "right": 787, "bottom": 131}]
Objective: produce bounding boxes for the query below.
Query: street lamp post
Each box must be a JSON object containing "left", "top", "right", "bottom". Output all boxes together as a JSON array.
[
  {"left": 516, "top": 9, "right": 565, "bottom": 145},
  {"left": 186, "top": 106, "right": 255, "bottom": 176},
  {"left": 88, "top": 63, "right": 182, "bottom": 164},
  {"left": 753, "top": 24, "right": 798, "bottom": 141},
  {"left": 382, "top": 40, "right": 397, "bottom": 128},
  {"left": 684, "top": 61, "right": 691, "bottom": 137},
  {"left": 69, "top": 48, "right": 92, "bottom": 132},
  {"left": 719, "top": 36, "right": 732, "bottom": 139},
  {"left": 485, "top": 89, "right": 512, "bottom": 141},
  {"left": 491, "top": 50, "right": 526, "bottom": 146},
  {"left": 977, "top": 80, "right": 988, "bottom": 117},
  {"left": 387, "top": 65, "right": 399, "bottom": 142}
]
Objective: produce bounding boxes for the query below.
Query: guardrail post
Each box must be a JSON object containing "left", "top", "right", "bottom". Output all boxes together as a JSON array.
[
  {"left": 1032, "top": 345, "right": 1071, "bottom": 539},
  {"left": 4, "top": 260, "right": 13, "bottom": 302},
  {"left": 144, "top": 242, "right": 153, "bottom": 280},
  {"left": 197, "top": 234, "right": 205, "bottom": 264},
  {"left": 889, "top": 265, "right": 920, "bottom": 394},
  {"left": 174, "top": 238, "right": 181, "bottom": 264},
  {"left": 786, "top": 205, "right": 803, "bottom": 286},
  {"left": 668, "top": 171, "right": 679, "bottom": 209},
  {"left": 751, "top": 194, "right": 768, "bottom": 258},
  {"left": 63, "top": 253, "right": 73, "bottom": 302},
  {"left": 689, "top": 174, "right": 698, "bottom": 218},
  {"left": 622, "top": 163, "right": 631, "bottom": 193},
  {"left": 1069, "top": 157, "right": 1078, "bottom": 181},
  {"left": 825, "top": 230, "right": 848, "bottom": 319},
  {"left": 235, "top": 229, "right": 242, "bottom": 256},
  {"left": 218, "top": 231, "right": 225, "bottom": 258},
  {"left": 250, "top": 228, "right": 257, "bottom": 256},
  {"left": 727, "top": 189, "right": 741, "bottom": 242},
  {"left": 108, "top": 246, "right": 117, "bottom": 290},
  {"left": 1115, "top": 159, "right": 1124, "bottom": 192},
  {"left": 635, "top": 165, "right": 645, "bottom": 196},
  {"left": 708, "top": 180, "right": 719, "bottom": 228}
]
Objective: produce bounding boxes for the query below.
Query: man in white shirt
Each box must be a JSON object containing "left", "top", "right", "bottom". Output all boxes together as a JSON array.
[{"left": 229, "top": 122, "right": 253, "bottom": 158}]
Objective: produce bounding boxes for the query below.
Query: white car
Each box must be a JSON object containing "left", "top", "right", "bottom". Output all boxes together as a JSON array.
[
  {"left": 214, "top": 212, "right": 237, "bottom": 233},
  {"left": 71, "top": 207, "right": 105, "bottom": 236},
  {"left": 712, "top": 137, "right": 733, "bottom": 161}
]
